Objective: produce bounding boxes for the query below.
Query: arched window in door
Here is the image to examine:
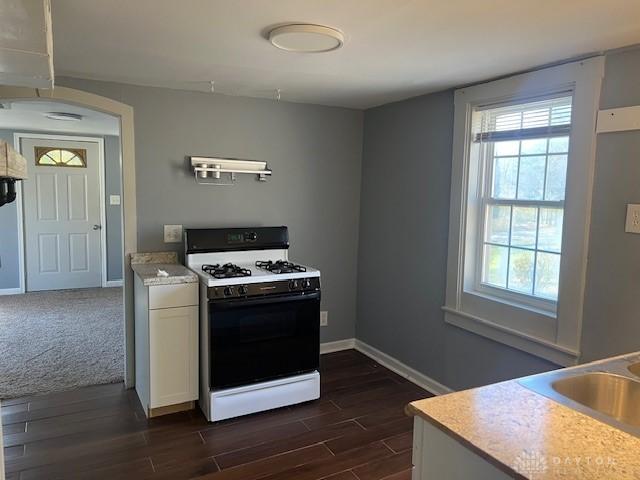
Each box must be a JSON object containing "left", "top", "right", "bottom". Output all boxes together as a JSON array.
[{"left": 35, "top": 147, "right": 87, "bottom": 167}]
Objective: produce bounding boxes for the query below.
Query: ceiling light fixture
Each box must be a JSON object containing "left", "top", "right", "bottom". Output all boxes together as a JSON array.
[
  {"left": 44, "top": 112, "right": 83, "bottom": 121},
  {"left": 269, "top": 24, "right": 344, "bottom": 53}
]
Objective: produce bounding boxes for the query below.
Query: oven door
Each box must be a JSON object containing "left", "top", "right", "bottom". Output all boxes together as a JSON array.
[{"left": 209, "top": 291, "right": 320, "bottom": 389}]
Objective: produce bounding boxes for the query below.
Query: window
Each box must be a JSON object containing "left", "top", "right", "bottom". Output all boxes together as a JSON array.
[
  {"left": 474, "top": 96, "right": 571, "bottom": 308},
  {"left": 443, "top": 58, "right": 604, "bottom": 365},
  {"left": 35, "top": 147, "right": 86, "bottom": 167}
]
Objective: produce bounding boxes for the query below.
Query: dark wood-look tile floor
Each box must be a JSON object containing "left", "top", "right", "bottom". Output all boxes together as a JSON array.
[{"left": 2, "top": 350, "right": 433, "bottom": 480}]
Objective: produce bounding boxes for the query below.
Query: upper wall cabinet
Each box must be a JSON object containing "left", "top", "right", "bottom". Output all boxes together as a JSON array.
[{"left": 0, "top": 0, "right": 54, "bottom": 89}]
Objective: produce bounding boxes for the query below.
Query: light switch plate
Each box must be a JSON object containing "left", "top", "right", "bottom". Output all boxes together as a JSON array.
[
  {"left": 109, "top": 194, "right": 121, "bottom": 206},
  {"left": 320, "top": 311, "right": 328, "bottom": 327},
  {"left": 164, "top": 224, "right": 183, "bottom": 243},
  {"left": 625, "top": 204, "right": 640, "bottom": 234}
]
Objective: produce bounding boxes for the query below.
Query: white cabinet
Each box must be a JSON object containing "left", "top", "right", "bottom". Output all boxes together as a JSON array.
[
  {"left": 134, "top": 276, "right": 199, "bottom": 417},
  {"left": 412, "top": 417, "right": 511, "bottom": 479}
]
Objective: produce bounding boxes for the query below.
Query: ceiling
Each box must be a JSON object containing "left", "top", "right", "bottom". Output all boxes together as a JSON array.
[
  {"left": 0, "top": 100, "right": 120, "bottom": 136},
  {"left": 50, "top": 0, "right": 640, "bottom": 109}
]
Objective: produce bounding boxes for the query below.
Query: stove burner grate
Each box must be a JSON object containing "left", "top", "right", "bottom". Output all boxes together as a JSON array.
[
  {"left": 202, "top": 263, "right": 251, "bottom": 279},
  {"left": 255, "top": 260, "right": 307, "bottom": 274}
]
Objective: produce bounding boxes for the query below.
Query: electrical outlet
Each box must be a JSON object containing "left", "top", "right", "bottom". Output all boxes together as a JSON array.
[
  {"left": 164, "top": 224, "right": 183, "bottom": 243},
  {"left": 625, "top": 204, "right": 640, "bottom": 234},
  {"left": 109, "top": 195, "right": 121, "bottom": 206},
  {"left": 320, "top": 311, "right": 328, "bottom": 327}
]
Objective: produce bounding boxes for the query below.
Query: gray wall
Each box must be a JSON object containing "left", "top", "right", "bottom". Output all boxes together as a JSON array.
[
  {"left": 0, "top": 130, "right": 123, "bottom": 289},
  {"left": 356, "top": 92, "right": 557, "bottom": 391},
  {"left": 0, "top": 131, "right": 21, "bottom": 289},
  {"left": 581, "top": 47, "right": 640, "bottom": 361},
  {"left": 15, "top": 48, "right": 635, "bottom": 388},
  {"left": 104, "top": 135, "right": 123, "bottom": 282},
  {"left": 57, "top": 77, "right": 364, "bottom": 343},
  {"left": 357, "top": 47, "right": 640, "bottom": 390}
]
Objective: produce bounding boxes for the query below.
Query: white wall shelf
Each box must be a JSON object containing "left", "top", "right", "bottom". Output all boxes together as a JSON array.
[{"left": 190, "top": 156, "right": 272, "bottom": 185}]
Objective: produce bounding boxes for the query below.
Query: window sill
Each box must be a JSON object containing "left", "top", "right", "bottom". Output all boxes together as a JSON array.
[
  {"left": 442, "top": 306, "right": 580, "bottom": 366},
  {"left": 465, "top": 288, "right": 557, "bottom": 319}
]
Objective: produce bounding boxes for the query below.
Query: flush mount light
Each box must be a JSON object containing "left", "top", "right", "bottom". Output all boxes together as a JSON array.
[
  {"left": 269, "top": 24, "right": 344, "bottom": 53},
  {"left": 44, "top": 112, "right": 83, "bottom": 121}
]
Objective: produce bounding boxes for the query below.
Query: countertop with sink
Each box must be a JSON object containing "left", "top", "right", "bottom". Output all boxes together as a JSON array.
[
  {"left": 407, "top": 352, "right": 640, "bottom": 479},
  {"left": 130, "top": 252, "right": 198, "bottom": 286}
]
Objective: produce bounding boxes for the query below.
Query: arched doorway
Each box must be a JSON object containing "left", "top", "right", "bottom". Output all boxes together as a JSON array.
[{"left": 0, "top": 85, "right": 137, "bottom": 388}]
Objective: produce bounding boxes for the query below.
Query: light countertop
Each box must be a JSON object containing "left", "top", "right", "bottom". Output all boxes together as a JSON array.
[
  {"left": 131, "top": 252, "right": 198, "bottom": 286},
  {"left": 407, "top": 366, "right": 640, "bottom": 479}
]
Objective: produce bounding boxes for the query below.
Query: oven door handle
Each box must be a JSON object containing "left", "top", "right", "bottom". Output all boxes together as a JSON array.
[{"left": 210, "top": 291, "right": 320, "bottom": 309}]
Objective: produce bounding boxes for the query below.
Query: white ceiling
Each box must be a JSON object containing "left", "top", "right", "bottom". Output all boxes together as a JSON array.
[
  {"left": 51, "top": 0, "right": 640, "bottom": 109},
  {"left": 0, "top": 100, "right": 120, "bottom": 136}
]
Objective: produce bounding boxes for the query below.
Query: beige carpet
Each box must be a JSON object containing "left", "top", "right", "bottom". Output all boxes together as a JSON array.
[{"left": 0, "top": 287, "right": 124, "bottom": 399}]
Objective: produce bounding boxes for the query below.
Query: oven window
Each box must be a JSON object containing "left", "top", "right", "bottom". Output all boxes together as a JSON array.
[{"left": 209, "top": 294, "right": 320, "bottom": 389}]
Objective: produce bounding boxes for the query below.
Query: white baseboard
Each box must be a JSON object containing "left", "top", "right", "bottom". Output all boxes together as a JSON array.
[
  {"left": 320, "top": 338, "right": 356, "bottom": 354},
  {"left": 0, "top": 288, "right": 22, "bottom": 296},
  {"left": 0, "top": 282, "right": 123, "bottom": 294},
  {"left": 354, "top": 339, "right": 453, "bottom": 396},
  {"left": 319, "top": 337, "right": 453, "bottom": 396}
]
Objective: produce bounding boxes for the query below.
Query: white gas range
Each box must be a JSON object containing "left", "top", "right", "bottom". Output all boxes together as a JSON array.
[{"left": 185, "top": 226, "right": 321, "bottom": 422}]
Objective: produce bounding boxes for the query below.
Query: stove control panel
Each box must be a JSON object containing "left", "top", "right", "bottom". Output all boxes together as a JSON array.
[
  {"left": 288, "top": 278, "right": 314, "bottom": 291},
  {"left": 226, "top": 231, "right": 257, "bottom": 245},
  {"left": 208, "top": 277, "right": 320, "bottom": 300}
]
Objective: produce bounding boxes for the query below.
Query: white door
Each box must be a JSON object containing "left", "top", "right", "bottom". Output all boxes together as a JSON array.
[{"left": 20, "top": 137, "right": 103, "bottom": 292}]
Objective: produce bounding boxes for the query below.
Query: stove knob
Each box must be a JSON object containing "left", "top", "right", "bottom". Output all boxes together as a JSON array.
[
  {"left": 223, "top": 286, "right": 234, "bottom": 297},
  {"left": 238, "top": 285, "right": 248, "bottom": 295},
  {"left": 289, "top": 279, "right": 299, "bottom": 291},
  {"left": 302, "top": 278, "right": 312, "bottom": 289}
]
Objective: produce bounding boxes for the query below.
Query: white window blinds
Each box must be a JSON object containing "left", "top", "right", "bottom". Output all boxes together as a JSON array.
[{"left": 474, "top": 95, "right": 573, "bottom": 143}]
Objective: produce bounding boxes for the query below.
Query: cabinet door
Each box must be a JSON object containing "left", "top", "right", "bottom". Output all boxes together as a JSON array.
[{"left": 149, "top": 306, "right": 198, "bottom": 408}]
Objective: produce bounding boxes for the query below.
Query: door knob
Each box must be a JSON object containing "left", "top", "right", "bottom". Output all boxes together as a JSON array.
[{"left": 93, "top": 224, "right": 102, "bottom": 230}]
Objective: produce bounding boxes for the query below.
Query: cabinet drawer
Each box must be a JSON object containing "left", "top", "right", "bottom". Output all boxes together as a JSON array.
[{"left": 149, "top": 283, "right": 198, "bottom": 310}]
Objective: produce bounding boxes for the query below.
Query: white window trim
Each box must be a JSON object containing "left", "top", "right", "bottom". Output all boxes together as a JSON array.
[{"left": 444, "top": 57, "right": 605, "bottom": 366}]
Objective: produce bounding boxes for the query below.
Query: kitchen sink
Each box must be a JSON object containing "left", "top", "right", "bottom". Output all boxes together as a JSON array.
[
  {"left": 628, "top": 362, "right": 640, "bottom": 378},
  {"left": 519, "top": 353, "right": 640, "bottom": 438},
  {"left": 552, "top": 372, "right": 640, "bottom": 428}
]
